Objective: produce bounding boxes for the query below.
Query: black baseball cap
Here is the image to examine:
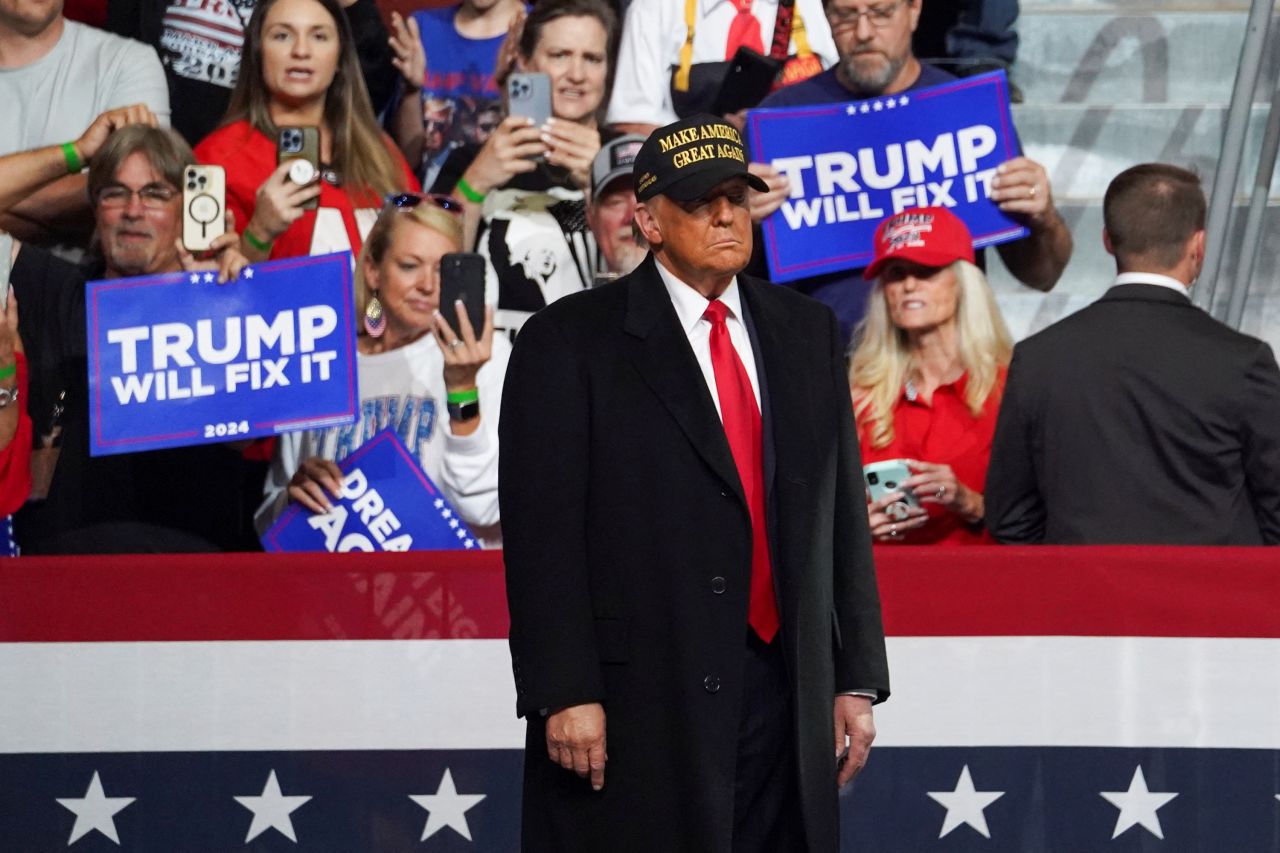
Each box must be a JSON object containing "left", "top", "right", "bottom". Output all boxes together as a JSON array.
[{"left": 633, "top": 114, "right": 768, "bottom": 202}]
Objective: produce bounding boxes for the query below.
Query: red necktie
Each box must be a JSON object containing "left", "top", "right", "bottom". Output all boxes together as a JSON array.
[
  {"left": 704, "top": 300, "right": 779, "bottom": 643},
  {"left": 725, "top": 0, "right": 764, "bottom": 59}
]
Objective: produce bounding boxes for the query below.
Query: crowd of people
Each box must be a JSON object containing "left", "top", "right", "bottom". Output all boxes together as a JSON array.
[{"left": 1, "top": 0, "right": 1277, "bottom": 554}]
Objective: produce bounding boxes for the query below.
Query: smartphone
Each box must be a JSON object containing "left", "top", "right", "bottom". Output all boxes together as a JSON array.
[
  {"left": 507, "top": 72, "right": 553, "bottom": 129},
  {"left": 711, "top": 47, "right": 781, "bottom": 116},
  {"left": 277, "top": 126, "right": 320, "bottom": 210},
  {"left": 440, "top": 253, "right": 487, "bottom": 339},
  {"left": 182, "top": 164, "right": 227, "bottom": 252},
  {"left": 863, "top": 459, "right": 919, "bottom": 521}
]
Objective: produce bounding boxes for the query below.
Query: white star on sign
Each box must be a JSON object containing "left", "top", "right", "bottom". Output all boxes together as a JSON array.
[
  {"left": 927, "top": 765, "right": 1004, "bottom": 838},
  {"left": 434, "top": 499, "right": 444, "bottom": 509},
  {"left": 56, "top": 771, "right": 135, "bottom": 845},
  {"left": 899, "top": 96, "right": 910, "bottom": 106},
  {"left": 410, "top": 768, "right": 485, "bottom": 841},
  {"left": 885, "top": 98, "right": 896, "bottom": 108},
  {"left": 1100, "top": 765, "right": 1178, "bottom": 839},
  {"left": 872, "top": 100, "right": 883, "bottom": 111},
  {"left": 234, "top": 770, "right": 312, "bottom": 842},
  {"left": 845, "top": 104, "right": 857, "bottom": 115},
  {"left": 441, "top": 508, "right": 453, "bottom": 519},
  {"left": 243, "top": 267, "right": 254, "bottom": 278},
  {"left": 859, "top": 103, "right": 871, "bottom": 114},
  {"left": 203, "top": 272, "right": 215, "bottom": 283},
  {"left": 189, "top": 273, "right": 200, "bottom": 284},
  {"left": 464, "top": 539, "right": 475, "bottom": 549}
]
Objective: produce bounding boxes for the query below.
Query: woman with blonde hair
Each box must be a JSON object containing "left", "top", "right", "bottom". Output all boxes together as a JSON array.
[
  {"left": 196, "top": 0, "right": 419, "bottom": 263},
  {"left": 256, "top": 193, "right": 509, "bottom": 543},
  {"left": 850, "top": 207, "right": 1013, "bottom": 544}
]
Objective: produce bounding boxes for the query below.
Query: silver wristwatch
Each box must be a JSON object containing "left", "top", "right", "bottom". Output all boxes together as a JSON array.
[{"left": 0, "top": 385, "right": 20, "bottom": 409}]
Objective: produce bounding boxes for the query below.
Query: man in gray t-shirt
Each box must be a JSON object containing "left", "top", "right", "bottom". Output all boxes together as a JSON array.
[{"left": 0, "top": 0, "right": 169, "bottom": 250}]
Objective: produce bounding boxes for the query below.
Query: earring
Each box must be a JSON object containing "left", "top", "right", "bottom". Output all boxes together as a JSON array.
[{"left": 364, "top": 294, "right": 386, "bottom": 338}]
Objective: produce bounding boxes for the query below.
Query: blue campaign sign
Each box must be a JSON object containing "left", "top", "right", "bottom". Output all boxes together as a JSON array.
[
  {"left": 87, "top": 252, "right": 358, "bottom": 456},
  {"left": 747, "top": 71, "right": 1028, "bottom": 283},
  {"left": 261, "top": 429, "right": 479, "bottom": 553}
]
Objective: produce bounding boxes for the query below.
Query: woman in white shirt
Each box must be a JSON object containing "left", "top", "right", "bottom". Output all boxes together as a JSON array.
[{"left": 256, "top": 193, "right": 510, "bottom": 542}]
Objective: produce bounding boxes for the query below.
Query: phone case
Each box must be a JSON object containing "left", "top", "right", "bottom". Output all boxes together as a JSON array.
[
  {"left": 507, "top": 72, "right": 553, "bottom": 129},
  {"left": 277, "top": 126, "right": 320, "bottom": 210},
  {"left": 440, "top": 253, "right": 487, "bottom": 339},
  {"left": 863, "top": 459, "right": 919, "bottom": 519},
  {"left": 182, "top": 165, "right": 227, "bottom": 252}
]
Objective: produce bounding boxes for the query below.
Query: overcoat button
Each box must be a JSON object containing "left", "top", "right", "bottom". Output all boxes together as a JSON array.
[
  {"left": 704, "top": 676, "right": 720, "bottom": 693},
  {"left": 711, "top": 576, "right": 726, "bottom": 594}
]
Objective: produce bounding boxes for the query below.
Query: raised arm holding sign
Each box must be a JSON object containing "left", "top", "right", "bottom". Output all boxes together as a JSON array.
[{"left": 743, "top": 0, "right": 1070, "bottom": 345}]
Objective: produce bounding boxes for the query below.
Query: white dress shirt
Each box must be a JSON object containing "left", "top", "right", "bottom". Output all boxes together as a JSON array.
[
  {"left": 1113, "top": 271, "right": 1191, "bottom": 298},
  {"left": 656, "top": 260, "right": 762, "bottom": 419},
  {"left": 606, "top": 0, "right": 839, "bottom": 128}
]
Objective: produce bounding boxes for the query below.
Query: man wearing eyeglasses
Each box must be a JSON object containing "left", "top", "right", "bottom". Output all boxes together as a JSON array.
[
  {"left": 0, "top": 109, "right": 253, "bottom": 553},
  {"left": 747, "top": 0, "right": 1072, "bottom": 347}
]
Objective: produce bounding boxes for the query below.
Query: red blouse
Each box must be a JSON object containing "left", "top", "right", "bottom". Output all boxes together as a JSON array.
[{"left": 857, "top": 368, "right": 1006, "bottom": 545}]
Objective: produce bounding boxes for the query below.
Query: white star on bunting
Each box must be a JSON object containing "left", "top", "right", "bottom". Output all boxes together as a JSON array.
[
  {"left": 56, "top": 771, "right": 135, "bottom": 845},
  {"left": 243, "top": 267, "right": 254, "bottom": 278},
  {"left": 845, "top": 104, "right": 857, "bottom": 115},
  {"left": 927, "top": 765, "right": 1004, "bottom": 839},
  {"left": 872, "top": 100, "right": 884, "bottom": 111},
  {"left": 203, "top": 272, "right": 215, "bottom": 283},
  {"left": 189, "top": 273, "right": 200, "bottom": 284},
  {"left": 234, "top": 769, "right": 312, "bottom": 842},
  {"left": 410, "top": 768, "right": 486, "bottom": 842},
  {"left": 1100, "top": 765, "right": 1178, "bottom": 839},
  {"left": 899, "top": 96, "right": 910, "bottom": 106}
]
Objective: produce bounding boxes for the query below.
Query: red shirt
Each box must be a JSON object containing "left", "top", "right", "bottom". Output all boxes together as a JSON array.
[
  {"left": 0, "top": 353, "right": 33, "bottom": 517},
  {"left": 857, "top": 368, "right": 1006, "bottom": 545},
  {"left": 194, "top": 120, "right": 420, "bottom": 263}
]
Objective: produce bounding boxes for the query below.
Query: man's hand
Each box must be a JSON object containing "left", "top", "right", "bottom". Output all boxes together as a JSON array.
[
  {"left": 75, "top": 104, "right": 159, "bottom": 165},
  {"left": 990, "top": 156, "right": 1055, "bottom": 229},
  {"left": 748, "top": 161, "right": 790, "bottom": 223},
  {"left": 834, "top": 694, "right": 875, "bottom": 787},
  {"left": 546, "top": 702, "right": 607, "bottom": 791}
]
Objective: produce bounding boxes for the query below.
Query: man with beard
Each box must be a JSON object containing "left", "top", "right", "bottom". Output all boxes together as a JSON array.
[
  {"left": 1, "top": 110, "right": 253, "bottom": 552},
  {"left": 747, "top": 0, "right": 1072, "bottom": 346}
]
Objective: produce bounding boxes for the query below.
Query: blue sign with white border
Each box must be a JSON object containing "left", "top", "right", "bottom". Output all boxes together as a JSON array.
[
  {"left": 747, "top": 71, "right": 1028, "bottom": 283},
  {"left": 87, "top": 252, "right": 358, "bottom": 456},
  {"left": 261, "top": 428, "right": 478, "bottom": 552}
]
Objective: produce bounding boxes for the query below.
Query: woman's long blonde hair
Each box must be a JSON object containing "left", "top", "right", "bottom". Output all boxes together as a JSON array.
[
  {"left": 222, "top": 0, "right": 406, "bottom": 203},
  {"left": 849, "top": 260, "right": 1013, "bottom": 449}
]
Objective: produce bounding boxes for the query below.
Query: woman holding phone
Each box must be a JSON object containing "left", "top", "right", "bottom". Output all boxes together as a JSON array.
[
  {"left": 431, "top": 0, "right": 618, "bottom": 331},
  {"left": 850, "top": 207, "right": 1014, "bottom": 545},
  {"left": 195, "top": 0, "right": 419, "bottom": 263},
  {"left": 255, "top": 194, "right": 509, "bottom": 542}
]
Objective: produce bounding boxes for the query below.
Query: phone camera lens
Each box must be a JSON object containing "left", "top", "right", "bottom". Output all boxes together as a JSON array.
[
  {"left": 866, "top": 472, "right": 879, "bottom": 485},
  {"left": 187, "top": 181, "right": 196, "bottom": 189},
  {"left": 885, "top": 480, "right": 897, "bottom": 490}
]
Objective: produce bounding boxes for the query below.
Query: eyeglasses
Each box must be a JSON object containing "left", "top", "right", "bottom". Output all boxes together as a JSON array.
[
  {"left": 826, "top": 0, "right": 905, "bottom": 31},
  {"left": 96, "top": 184, "right": 178, "bottom": 209},
  {"left": 384, "top": 192, "right": 464, "bottom": 214}
]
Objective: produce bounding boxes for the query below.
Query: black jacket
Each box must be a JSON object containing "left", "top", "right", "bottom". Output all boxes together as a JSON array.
[
  {"left": 986, "top": 282, "right": 1280, "bottom": 545},
  {"left": 500, "top": 255, "right": 888, "bottom": 852}
]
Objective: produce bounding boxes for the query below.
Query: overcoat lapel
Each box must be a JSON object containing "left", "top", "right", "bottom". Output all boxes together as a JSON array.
[{"left": 622, "top": 257, "right": 747, "bottom": 507}]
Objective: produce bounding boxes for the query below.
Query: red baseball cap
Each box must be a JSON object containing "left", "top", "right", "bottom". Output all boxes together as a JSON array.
[{"left": 863, "top": 206, "right": 976, "bottom": 280}]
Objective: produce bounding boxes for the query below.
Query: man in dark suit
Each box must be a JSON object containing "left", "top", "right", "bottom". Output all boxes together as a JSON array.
[
  {"left": 500, "top": 114, "right": 890, "bottom": 852},
  {"left": 985, "top": 162, "right": 1280, "bottom": 544}
]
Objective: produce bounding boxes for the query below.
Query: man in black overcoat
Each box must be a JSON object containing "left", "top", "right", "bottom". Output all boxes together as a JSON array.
[
  {"left": 499, "top": 114, "right": 891, "bottom": 852},
  {"left": 986, "top": 162, "right": 1280, "bottom": 544}
]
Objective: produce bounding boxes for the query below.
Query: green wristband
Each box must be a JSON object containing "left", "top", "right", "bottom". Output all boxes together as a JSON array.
[
  {"left": 61, "top": 142, "right": 82, "bottom": 175},
  {"left": 455, "top": 176, "right": 486, "bottom": 204},
  {"left": 0, "top": 361, "right": 16, "bottom": 382},
  {"left": 243, "top": 227, "right": 273, "bottom": 253},
  {"left": 446, "top": 387, "right": 479, "bottom": 405}
]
